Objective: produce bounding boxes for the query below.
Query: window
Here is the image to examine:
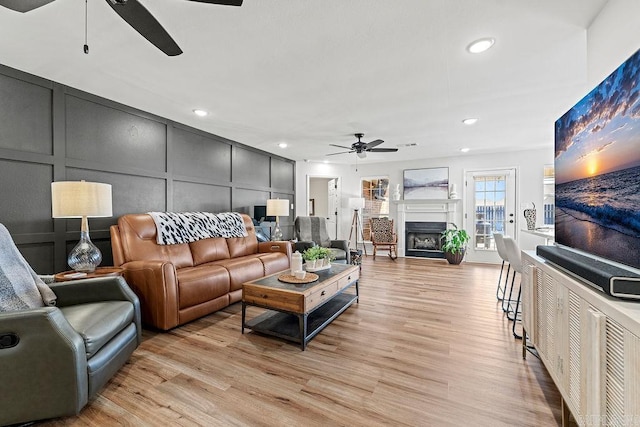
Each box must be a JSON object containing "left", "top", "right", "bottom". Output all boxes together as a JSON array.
[{"left": 474, "top": 175, "right": 506, "bottom": 250}]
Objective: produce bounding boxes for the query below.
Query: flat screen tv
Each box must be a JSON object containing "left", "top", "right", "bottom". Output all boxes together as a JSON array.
[
  {"left": 554, "top": 48, "right": 640, "bottom": 271},
  {"left": 253, "top": 205, "right": 275, "bottom": 222}
]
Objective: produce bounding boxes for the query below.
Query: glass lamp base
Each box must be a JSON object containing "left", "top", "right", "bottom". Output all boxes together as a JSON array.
[
  {"left": 68, "top": 232, "right": 102, "bottom": 273},
  {"left": 271, "top": 224, "right": 283, "bottom": 241}
]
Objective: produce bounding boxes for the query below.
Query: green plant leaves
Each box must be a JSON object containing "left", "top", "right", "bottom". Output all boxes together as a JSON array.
[
  {"left": 302, "top": 245, "right": 334, "bottom": 261},
  {"left": 440, "top": 226, "right": 470, "bottom": 254}
]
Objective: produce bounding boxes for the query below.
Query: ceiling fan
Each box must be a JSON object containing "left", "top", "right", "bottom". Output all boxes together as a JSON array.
[
  {"left": 327, "top": 133, "right": 399, "bottom": 158},
  {"left": 0, "top": 0, "right": 242, "bottom": 56}
]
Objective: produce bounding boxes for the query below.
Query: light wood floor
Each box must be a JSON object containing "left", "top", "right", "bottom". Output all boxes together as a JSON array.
[{"left": 44, "top": 257, "right": 566, "bottom": 426}]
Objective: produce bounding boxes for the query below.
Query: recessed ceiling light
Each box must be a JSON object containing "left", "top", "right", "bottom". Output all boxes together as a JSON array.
[
  {"left": 323, "top": 160, "right": 329, "bottom": 164},
  {"left": 466, "top": 38, "right": 495, "bottom": 54},
  {"left": 462, "top": 118, "right": 478, "bottom": 125},
  {"left": 460, "top": 148, "right": 470, "bottom": 153},
  {"left": 193, "top": 109, "right": 208, "bottom": 117},
  {"left": 278, "top": 142, "right": 288, "bottom": 148}
]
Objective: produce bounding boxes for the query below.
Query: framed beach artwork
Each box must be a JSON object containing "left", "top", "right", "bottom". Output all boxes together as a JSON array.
[{"left": 403, "top": 167, "right": 449, "bottom": 200}]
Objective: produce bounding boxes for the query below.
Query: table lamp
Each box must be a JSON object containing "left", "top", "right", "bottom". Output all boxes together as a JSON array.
[
  {"left": 266, "top": 199, "right": 289, "bottom": 241},
  {"left": 51, "top": 180, "right": 113, "bottom": 273}
]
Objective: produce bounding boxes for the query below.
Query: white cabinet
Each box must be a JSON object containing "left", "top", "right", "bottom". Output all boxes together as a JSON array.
[{"left": 522, "top": 251, "right": 640, "bottom": 427}]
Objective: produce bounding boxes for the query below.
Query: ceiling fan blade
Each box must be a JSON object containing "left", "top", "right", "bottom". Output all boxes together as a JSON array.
[
  {"left": 0, "top": 0, "right": 54, "bottom": 12},
  {"left": 105, "top": 0, "right": 183, "bottom": 56},
  {"left": 188, "top": 0, "right": 243, "bottom": 5},
  {"left": 329, "top": 144, "right": 354, "bottom": 150},
  {"left": 368, "top": 148, "right": 398, "bottom": 153},
  {"left": 326, "top": 150, "right": 354, "bottom": 156},
  {"left": 365, "top": 139, "right": 384, "bottom": 149}
]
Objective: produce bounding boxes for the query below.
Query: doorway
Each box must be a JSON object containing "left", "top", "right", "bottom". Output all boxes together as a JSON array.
[
  {"left": 464, "top": 168, "right": 517, "bottom": 263},
  {"left": 307, "top": 176, "right": 340, "bottom": 240}
]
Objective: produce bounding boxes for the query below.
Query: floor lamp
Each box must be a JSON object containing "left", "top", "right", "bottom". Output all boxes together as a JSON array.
[
  {"left": 266, "top": 199, "right": 289, "bottom": 241},
  {"left": 51, "top": 180, "right": 113, "bottom": 273},
  {"left": 348, "top": 197, "right": 367, "bottom": 256}
]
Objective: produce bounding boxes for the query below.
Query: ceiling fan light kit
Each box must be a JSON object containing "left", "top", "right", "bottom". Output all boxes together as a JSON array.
[{"left": 0, "top": 0, "right": 243, "bottom": 56}]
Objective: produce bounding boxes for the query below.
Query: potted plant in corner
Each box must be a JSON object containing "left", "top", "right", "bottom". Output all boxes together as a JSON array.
[{"left": 440, "top": 224, "right": 470, "bottom": 265}]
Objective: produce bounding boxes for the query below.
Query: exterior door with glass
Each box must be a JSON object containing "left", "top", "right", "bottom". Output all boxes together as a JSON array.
[{"left": 464, "top": 169, "right": 517, "bottom": 263}]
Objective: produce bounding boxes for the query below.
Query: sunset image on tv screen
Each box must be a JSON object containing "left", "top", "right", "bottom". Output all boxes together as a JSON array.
[{"left": 555, "top": 48, "right": 640, "bottom": 269}]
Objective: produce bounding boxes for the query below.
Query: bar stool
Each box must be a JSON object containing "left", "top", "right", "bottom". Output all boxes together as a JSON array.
[
  {"left": 493, "top": 233, "right": 510, "bottom": 302},
  {"left": 503, "top": 236, "right": 523, "bottom": 339}
]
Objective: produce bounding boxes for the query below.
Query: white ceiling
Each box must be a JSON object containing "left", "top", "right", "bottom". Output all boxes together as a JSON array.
[{"left": 0, "top": 0, "right": 609, "bottom": 164}]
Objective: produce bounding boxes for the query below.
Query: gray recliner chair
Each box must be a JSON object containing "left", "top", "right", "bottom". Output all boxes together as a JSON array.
[
  {"left": 0, "top": 224, "right": 141, "bottom": 426},
  {"left": 294, "top": 216, "right": 350, "bottom": 264}
]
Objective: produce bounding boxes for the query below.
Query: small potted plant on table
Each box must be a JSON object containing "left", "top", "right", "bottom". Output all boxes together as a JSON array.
[
  {"left": 440, "top": 224, "right": 470, "bottom": 265},
  {"left": 302, "top": 246, "right": 333, "bottom": 269}
]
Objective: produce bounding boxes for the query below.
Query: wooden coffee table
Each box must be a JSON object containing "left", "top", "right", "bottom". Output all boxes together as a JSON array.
[{"left": 242, "top": 263, "right": 359, "bottom": 350}]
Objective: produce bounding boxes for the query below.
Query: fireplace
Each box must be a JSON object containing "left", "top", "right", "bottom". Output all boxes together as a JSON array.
[{"left": 405, "top": 221, "right": 447, "bottom": 258}]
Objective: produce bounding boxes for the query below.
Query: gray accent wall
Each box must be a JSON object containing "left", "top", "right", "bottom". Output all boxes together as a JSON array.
[{"left": 0, "top": 64, "right": 295, "bottom": 274}]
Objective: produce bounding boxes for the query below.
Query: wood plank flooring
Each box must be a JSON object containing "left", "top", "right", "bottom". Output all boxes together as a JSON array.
[{"left": 44, "top": 257, "right": 567, "bottom": 426}]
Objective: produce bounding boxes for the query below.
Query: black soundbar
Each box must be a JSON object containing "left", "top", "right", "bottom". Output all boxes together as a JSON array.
[{"left": 536, "top": 245, "right": 640, "bottom": 300}]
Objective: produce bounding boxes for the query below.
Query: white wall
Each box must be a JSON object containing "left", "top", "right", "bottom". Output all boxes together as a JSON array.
[{"left": 587, "top": 0, "right": 640, "bottom": 86}]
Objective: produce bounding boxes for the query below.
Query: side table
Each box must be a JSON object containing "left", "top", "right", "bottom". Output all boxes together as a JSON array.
[
  {"left": 349, "top": 249, "right": 362, "bottom": 267},
  {"left": 54, "top": 267, "right": 124, "bottom": 282}
]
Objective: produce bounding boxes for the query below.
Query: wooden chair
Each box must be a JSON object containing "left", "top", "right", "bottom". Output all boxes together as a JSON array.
[{"left": 370, "top": 217, "right": 398, "bottom": 260}]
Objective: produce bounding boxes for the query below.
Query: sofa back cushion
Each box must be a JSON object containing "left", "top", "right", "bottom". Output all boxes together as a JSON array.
[
  {"left": 226, "top": 214, "right": 259, "bottom": 258},
  {"left": 189, "top": 237, "right": 230, "bottom": 265},
  {"left": 116, "top": 214, "right": 194, "bottom": 268}
]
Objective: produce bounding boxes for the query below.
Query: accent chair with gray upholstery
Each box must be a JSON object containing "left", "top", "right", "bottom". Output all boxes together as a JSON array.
[
  {"left": 294, "top": 216, "right": 350, "bottom": 264},
  {"left": 0, "top": 224, "right": 141, "bottom": 426}
]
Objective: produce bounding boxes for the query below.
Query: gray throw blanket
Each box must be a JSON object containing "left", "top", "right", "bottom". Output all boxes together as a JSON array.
[
  {"left": 148, "top": 212, "right": 248, "bottom": 245},
  {"left": 295, "top": 216, "right": 331, "bottom": 247},
  {"left": 0, "top": 224, "right": 56, "bottom": 311}
]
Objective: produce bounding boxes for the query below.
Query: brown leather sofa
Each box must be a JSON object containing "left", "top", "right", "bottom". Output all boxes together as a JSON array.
[{"left": 110, "top": 213, "right": 291, "bottom": 330}]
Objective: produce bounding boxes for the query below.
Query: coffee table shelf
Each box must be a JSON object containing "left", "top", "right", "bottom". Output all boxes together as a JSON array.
[{"left": 245, "top": 292, "right": 358, "bottom": 345}]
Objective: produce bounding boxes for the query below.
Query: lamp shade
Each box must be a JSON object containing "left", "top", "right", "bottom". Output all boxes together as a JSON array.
[
  {"left": 348, "top": 197, "right": 365, "bottom": 210},
  {"left": 266, "top": 199, "right": 289, "bottom": 217},
  {"left": 51, "top": 181, "right": 112, "bottom": 218}
]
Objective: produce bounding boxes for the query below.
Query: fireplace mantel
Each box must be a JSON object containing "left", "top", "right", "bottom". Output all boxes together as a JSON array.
[{"left": 394, "top": 199, "right": 461, "bottom": 257}]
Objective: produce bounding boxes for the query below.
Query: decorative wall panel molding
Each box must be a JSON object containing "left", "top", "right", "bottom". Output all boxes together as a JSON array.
[{"left": 0, "top": 63, "right": 295, "bottom": 273}]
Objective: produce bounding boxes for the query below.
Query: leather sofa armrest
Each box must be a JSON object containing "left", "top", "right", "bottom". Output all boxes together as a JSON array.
[
  {"left": 0, "top": 308, "right": 88, "bottom": 425},
  {"left": 258, "top": 241, "right": 292, "bottom": 259},
  {"left": 330, "top": 240, "right": 351, "bottom": 263},
  {"left": 119, "top": 260, "right": 179, "bottom": 331},
  {"left": 110, "top": 224, "right": 126, "bottom": 267}
]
